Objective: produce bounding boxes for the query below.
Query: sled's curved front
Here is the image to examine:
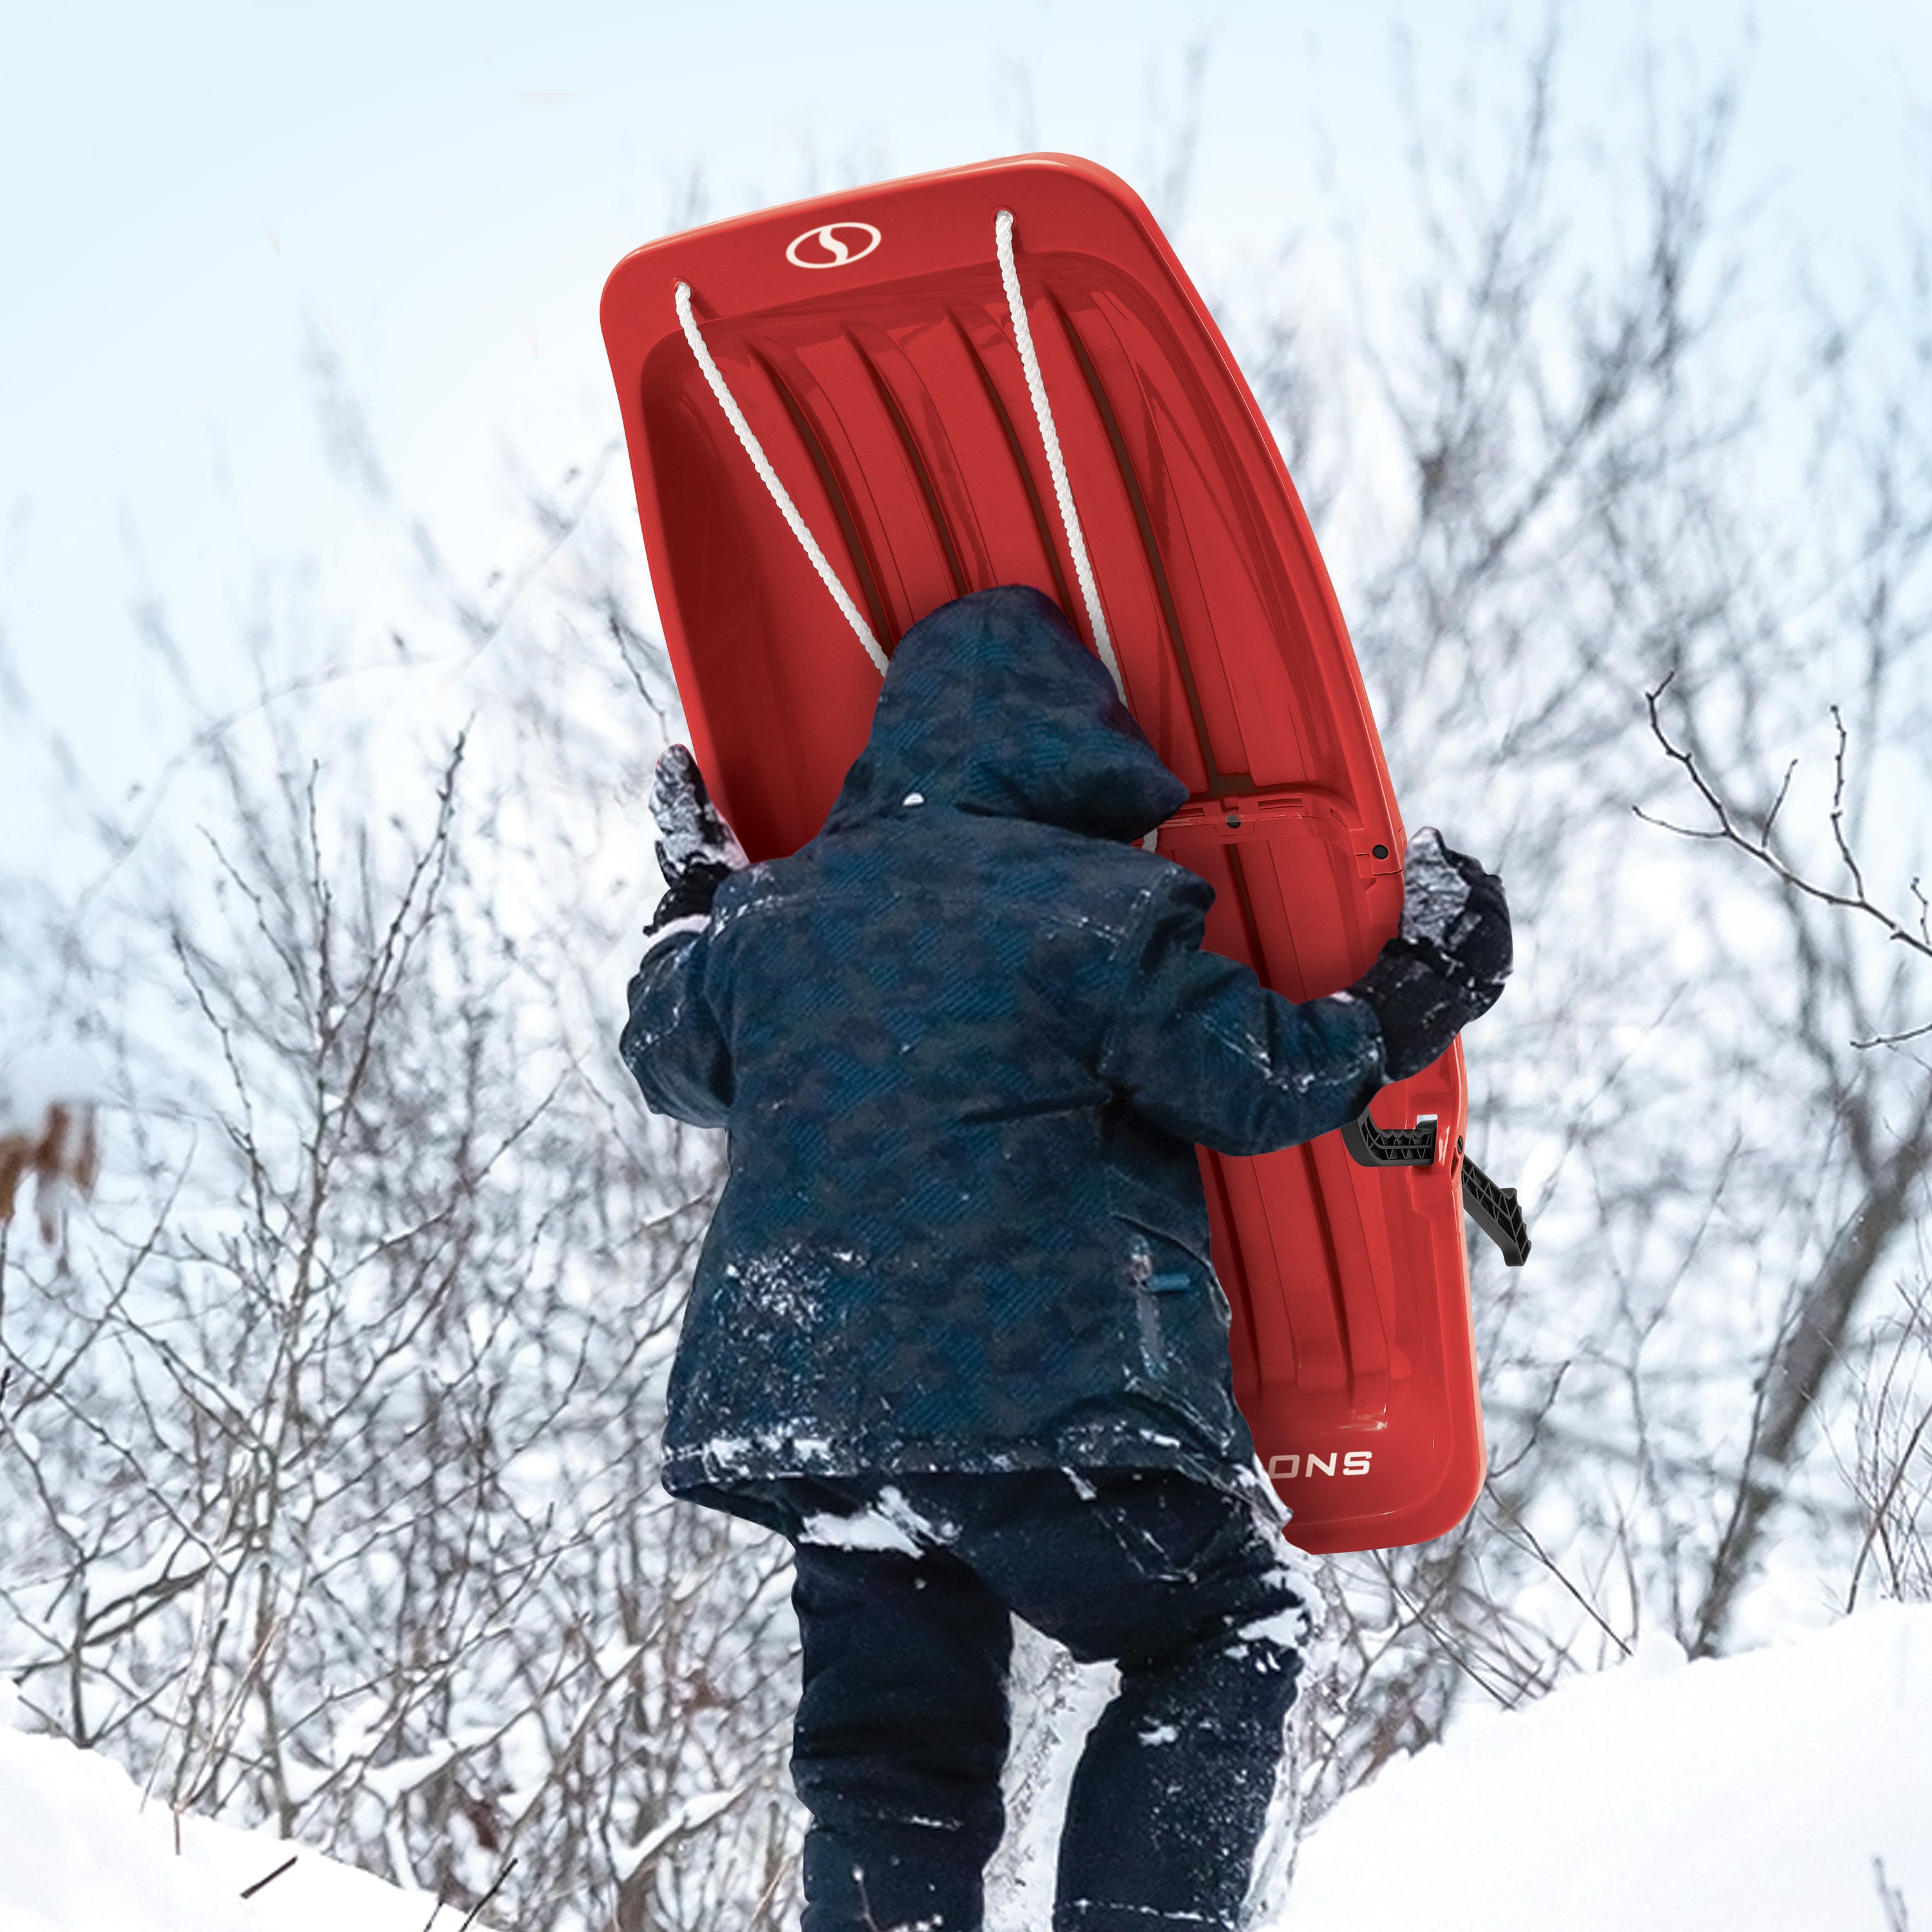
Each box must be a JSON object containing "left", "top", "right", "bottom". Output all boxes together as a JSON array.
[{"left": 601, "top": 153, "right": 1482, "bottom": 1553}]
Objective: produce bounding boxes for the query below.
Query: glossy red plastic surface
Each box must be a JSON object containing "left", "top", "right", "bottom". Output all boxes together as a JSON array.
[{"left": 601, "top": 153, "right": 1482, "bottom": 1552}]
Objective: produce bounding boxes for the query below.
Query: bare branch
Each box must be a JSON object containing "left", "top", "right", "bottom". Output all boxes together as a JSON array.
[{"left": 1643, "top": 677, "right": 1932, "bottom": 964}]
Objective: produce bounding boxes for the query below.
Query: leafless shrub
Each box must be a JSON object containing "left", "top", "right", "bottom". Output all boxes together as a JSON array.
[
  {"left": 1846, "top": 1280, "right": 1932, "bottom": 1610},
  {"left": 0, "top": 502, "right": 804, "bottom": 1927}
]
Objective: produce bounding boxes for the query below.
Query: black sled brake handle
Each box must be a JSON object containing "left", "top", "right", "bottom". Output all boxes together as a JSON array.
[{"left": 1340, "top": 1109, "right": 1531, "bottom": 1268}]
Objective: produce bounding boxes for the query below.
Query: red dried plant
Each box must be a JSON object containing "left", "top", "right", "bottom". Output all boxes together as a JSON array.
[{"left": 0, "top": 1097, "right": 100, "bottom": 1244}]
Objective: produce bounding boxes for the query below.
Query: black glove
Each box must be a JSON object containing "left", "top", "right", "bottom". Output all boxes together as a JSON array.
[
  {"left": 645, "top": 744, "right": 748, "bottom": 938},
  {"left": 1352, "top": 828, "right": 1511, "bottom": 1081}
]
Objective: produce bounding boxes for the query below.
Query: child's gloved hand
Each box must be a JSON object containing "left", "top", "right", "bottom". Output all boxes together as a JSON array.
[
  {"left": 646, "top": 744, "right": 748, "bottom": 937},
  {"left": 1350, "top": 829, "right": 1511, "bottom": 1081},
  {"left": 1396, "top": 828, "right": 1511, "bottom": 987}
]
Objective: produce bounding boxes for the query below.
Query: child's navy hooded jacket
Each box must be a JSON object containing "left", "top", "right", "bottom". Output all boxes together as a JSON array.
[{"left": 621, "top": 585, "right": 1388, "bottom": 1531}]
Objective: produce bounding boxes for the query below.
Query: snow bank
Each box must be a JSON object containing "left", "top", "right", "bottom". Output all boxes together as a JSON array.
[
  {"left": 0, "top": 1682, "right": 440, "bottom": 1932},
  {"left": 9, "top": 1606, "right": 1927, "bottom": 1930},
  {"left": 1285, "top": 1604, "right": 1932, "bottom": 1932}
]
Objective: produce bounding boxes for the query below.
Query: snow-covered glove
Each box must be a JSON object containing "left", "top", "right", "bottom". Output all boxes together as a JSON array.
[
  {"left": 1350, "top": 829, "right": 1511, "bottom": 1081},
  {"left": 645, "top": 744, "right": 748, "bottom": 938}
]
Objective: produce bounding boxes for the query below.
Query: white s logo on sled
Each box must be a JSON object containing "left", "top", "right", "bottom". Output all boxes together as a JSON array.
[
  {"left": 1268, "top": 1451, "right": 1374, "bottom": 1479},
  {"left": 786, "top": 222, "right": 883, "bottom": 269}
]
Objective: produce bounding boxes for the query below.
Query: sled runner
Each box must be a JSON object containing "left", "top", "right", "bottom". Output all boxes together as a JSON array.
[{"left": 602, "top": 153, "right": 1521, "bottom": 1553}]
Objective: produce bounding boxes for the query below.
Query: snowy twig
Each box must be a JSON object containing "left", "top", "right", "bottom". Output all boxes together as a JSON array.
[
  {"left": 1481, "top": 1486, "right": 1633, "bottom": 1658},
  {"left": 175, "top": 1605, "right": 283, "bottom": 1814},
  {"left": 1873, "top": 1856, "right": 1912, "bottom": 1932},
  {"left": 455, "top": 1855, "right": 517, "bottom": 1932},
  {"left": 139, "top": 1482, "right": 247, "bottom": 1813},
  {"left": 239, "top": 1853, "right": 298, "bottom": 1899},
  {"left": 1844, "top": 1394, "right": 1932, "bottom": 1613},
  {"left": 1639, "top": 679, "right": 1932, "bottom": 1014}
]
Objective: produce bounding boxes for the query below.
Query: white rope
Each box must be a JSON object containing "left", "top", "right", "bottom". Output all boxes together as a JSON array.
[
  {"left": 994, "top": 209, "right": 1125, "bottom": 705},
  {"left": 674, "top": 280, "right": 889, "bottom": 676}
]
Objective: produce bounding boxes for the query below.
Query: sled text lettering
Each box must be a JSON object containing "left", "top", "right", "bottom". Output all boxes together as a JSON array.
[{"left": 1267, "top": 1450, "right": 1374, "bottom": 1480}]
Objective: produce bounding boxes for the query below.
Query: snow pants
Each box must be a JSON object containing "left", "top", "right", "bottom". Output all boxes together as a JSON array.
[{"left": 784, "top": 1467, "right": 1311, "bottom": 1932}]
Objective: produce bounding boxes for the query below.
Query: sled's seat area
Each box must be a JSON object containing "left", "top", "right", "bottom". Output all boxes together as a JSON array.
[{"left": 602, "top": 153, "right": 1482, "bottom": 1552}]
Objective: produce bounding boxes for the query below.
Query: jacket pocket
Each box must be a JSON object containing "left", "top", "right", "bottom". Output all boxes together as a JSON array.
[
  {"left": 1099, "top": 1104, "right": 1217, "bottom": 1278},
  {"left": 1113, "top": 1212, "right": 1213, "bottom": 1289}
]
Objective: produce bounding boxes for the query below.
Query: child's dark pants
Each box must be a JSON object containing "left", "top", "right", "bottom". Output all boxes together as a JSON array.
[{"left": 783, "top": 1467, "right": 1309, "bottom": 1932}]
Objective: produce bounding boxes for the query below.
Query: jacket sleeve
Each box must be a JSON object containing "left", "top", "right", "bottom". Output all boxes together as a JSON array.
[
  {"left": 1097, "top": 870, "right": 1388, "bottom": 1156},
  {"left": 619, "top": 925, "right": 734, "bottom": 1128}
]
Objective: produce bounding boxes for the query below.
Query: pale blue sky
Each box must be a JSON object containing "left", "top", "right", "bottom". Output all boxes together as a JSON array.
[{"left": 2, "top": 0, "right": 1926, "bottom": 808}]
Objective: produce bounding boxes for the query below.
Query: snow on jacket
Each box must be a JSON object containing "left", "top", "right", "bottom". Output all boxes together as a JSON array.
[{"left": 620, "top": 585, "right": 1388, "bottom": 1532}]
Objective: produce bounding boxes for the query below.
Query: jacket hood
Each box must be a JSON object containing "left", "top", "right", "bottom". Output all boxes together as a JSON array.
[{"left": 823, "top": 585, "right": 1188, "bottom": 841}]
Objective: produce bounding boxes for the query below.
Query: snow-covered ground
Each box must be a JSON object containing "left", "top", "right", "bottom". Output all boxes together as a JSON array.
[
  {"left": 5, "top": 1604, "right": 1927, "bottom": 1931},
  {"left": 0, "top": 1681, "right": 440, "bottom": 1932},
  {"left": 1287, "top": 1602, "right": 1932, "bottom": 1932}
]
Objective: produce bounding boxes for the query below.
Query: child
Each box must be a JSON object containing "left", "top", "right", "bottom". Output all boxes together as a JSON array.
[{"left": 621, "top": 585, "right": 1508, "bottom": 1932}]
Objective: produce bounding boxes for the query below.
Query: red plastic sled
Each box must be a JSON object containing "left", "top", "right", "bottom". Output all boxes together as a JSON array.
[{"left": 601, "top": 153, "right": 1484, "bottom": 1553}]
